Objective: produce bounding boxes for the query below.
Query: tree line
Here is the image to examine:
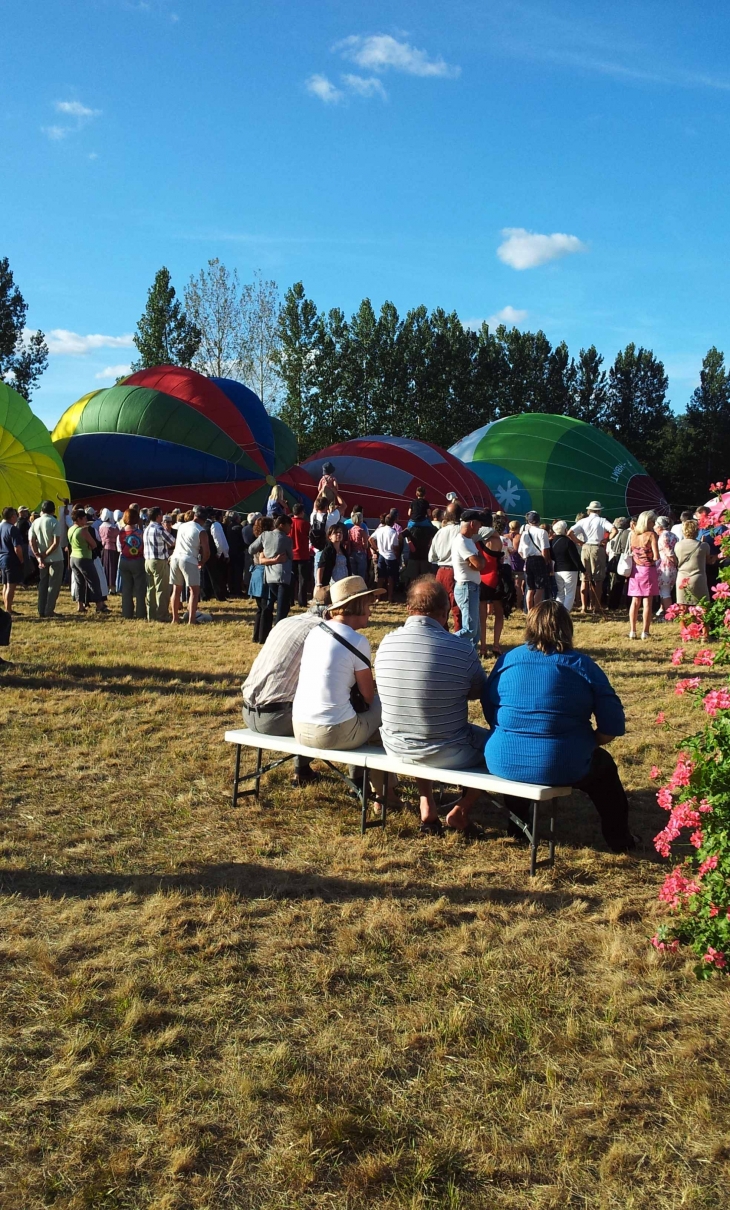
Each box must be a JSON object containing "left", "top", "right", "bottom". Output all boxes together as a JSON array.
[{"left": 1, "top": 253, "right": 728, "bottom": 507}]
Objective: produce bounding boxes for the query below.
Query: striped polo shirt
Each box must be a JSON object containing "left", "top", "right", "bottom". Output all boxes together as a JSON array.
[{"left": 374, "top": 615, "right": 488, "bottom": 759}]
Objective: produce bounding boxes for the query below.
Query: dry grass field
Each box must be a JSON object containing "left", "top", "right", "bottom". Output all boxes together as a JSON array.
[{"left": 1, "top": 586, "right": 729, "bottom": 1210}]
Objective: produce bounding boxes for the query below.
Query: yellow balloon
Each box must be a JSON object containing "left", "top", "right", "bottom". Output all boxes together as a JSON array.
[{"left": 0, "top": 381, "right": 69, "bottom": 510}]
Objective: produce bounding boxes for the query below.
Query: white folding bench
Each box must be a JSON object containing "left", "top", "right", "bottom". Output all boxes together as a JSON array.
[{"left": 225, "top": 728, "right": 572, "bottom": 875}]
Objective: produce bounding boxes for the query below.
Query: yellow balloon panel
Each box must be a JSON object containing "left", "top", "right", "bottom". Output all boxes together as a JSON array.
[{"left": 0, "top": 380, "right": 69, "bottom": 510}]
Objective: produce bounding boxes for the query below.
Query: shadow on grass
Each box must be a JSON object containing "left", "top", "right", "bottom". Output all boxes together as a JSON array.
[
  {"left": 0, "top": 863, "right": 597, "bottom": 910},
  {"left": 0, "top": 664, "right": 242, "bottom": 697}
]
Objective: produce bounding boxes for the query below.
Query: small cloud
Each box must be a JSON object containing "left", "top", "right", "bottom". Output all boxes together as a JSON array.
[
  {"left": 42, "top": 99, "right": 101, "bottom": 140},
  {"left": 43, "top": 124, "right": 69, "bottom": 141},
  {"left": 306, "top": 73, "right": 345, "bottom": 104},
  {"left": 487, "top": 306, "right": 529, "bottom": 328},
  {"left": 46, "top": 330, "right": 134, "bottom": 355},
  {"left": 95, "top": 364, "right": 132, "bottom": 381},
  {"left": 342, "top": 73, "right": 388, "bottom": 99},
  {"left": 335, "top": 34, "right": 459, "bottom": 78},
  {"left": 497, "top": 228, "right": 587, "bottom": 270},
  {"left": 55, "top": 100, "right": 100, "bottom": 119}
]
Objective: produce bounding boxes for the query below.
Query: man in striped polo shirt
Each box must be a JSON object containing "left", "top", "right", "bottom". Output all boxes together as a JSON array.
[{"left": 374, "top": 575, "right": 490, "bottom": 838}]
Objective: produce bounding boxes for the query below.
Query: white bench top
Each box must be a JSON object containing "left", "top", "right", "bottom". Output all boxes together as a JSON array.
[{"left": 225, "top": 729, "right": 571, "bottom": 802}]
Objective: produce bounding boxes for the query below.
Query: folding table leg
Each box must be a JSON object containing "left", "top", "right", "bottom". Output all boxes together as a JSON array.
[
  {"left": 530, "top": 800, "right": 539, "bottom": 877},
  {"left": 232, "top": 745, "right": 242, "bottom": 809}
]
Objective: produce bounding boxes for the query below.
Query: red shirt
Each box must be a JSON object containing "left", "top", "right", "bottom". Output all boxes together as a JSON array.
[{"left": 290, "top": 516, "right": 311, "bottom": 561}]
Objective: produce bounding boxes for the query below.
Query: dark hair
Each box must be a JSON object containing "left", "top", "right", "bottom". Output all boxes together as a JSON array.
[
  {"left": 480, "top": 509, "right": 493, "bottom": 526},
  {"left": 416, "top": 486, "right": 426, "bottom": 498},
  {"left": 72, "top": 507, "right": 87, "bottom": 521},
  {"left": 148, "top": 506, "right": 162, "bottom": 522},
  {"left": 2, "top": 506, "right": 17, "bottom": 521},
  {"left": 275, "top": 515, "right": 292, "bottom": 530},
  {"left": 406, "top": 575, "right": 449, "bottom": 617},
  {"left": 292, "top": 502, "right": 304, "bottom": 517},
  {"left": 680, "top": 510, "right": 694, "bottom": 521},
  {"left": 328, "top": 522, "right": 345, "bottom": 538},
  {"left": 387, "top": 508, "right": 399, "bottom": 524},
  {"left": 525, "top": 601, "right": 573, "bottom": 654},
  {"left": 41, "top": 500, "right": 56, "bottom": 514},
  {"left": 379, "top": 511, "right": 391, "bottom": 525}
]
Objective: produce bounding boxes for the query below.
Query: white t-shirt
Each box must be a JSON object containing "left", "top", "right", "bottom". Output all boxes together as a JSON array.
[
  {"left": 310, "top": 508, "right": 341, "bottom": 533},
  {"left": 173, "top": 520, "right": 203, "bottom": 561},
  {"left": 518, "top": 524, "right": 550, "bottom": 560},
  {"left": 374, "top": 525, "right": 399, "bottom": 560},
  {"left": 671, "top": 523, "right": 685, "bottom": 541},
  {"left": 570, "top": 514, "right": 613, "bottom": 544},
  {"left": 452, "top": 532, "right": 481, "bottom": 583},
  {"left": 292, "top": 621, "right": 371, "bottom": 727}
]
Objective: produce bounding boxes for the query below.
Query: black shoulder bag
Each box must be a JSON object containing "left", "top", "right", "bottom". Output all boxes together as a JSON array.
[{"left": 319, "top": 621, "right": 372, "bottom": 713}]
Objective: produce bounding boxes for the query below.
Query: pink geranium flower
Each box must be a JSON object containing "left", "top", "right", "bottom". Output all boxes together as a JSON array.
[
  {"left": 703, "top": 688, "right": 730, "bottom": 717},
  {"left": 656, "top": 787, "right": 674, "bottom": 811},
  {"left": 693, "top": 649, "right": 715, "bottom": 666},
  {"left": 658, "top": 866, "right": 700, "bottom": 906},
  {"left": 698, "top": 854, "right": 718, "bottom": 877},
  {"left": 651, "top": 934, "right": 679, "bottom": 953},
  {"left": 655, "top": 711, "right": 666, "bottom": 725},
  {"left": 675, "top": 677, "right": 701, "bottom": 696},
  {"left": 649, "top": 766, "right": 662, "bottom": 780},
  {"left": 702, "top": 947, "right": 727, "bottom": 969},
  {"left": 671, "top": 648, "right": 685, "bottom": 666},
  {"left": 711, "top": 582, "right": 730, "bottom": 600}
]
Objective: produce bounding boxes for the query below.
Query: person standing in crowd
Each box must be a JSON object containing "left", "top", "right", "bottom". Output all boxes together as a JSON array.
[
  {"left": 0, "top": 507, "right": 24, "bottom": 615},
  {"left": 375, "top": 576, "right": 489, "bottom": 836},
  {"left": 550, "top": 520, "right": 583, "bottom": 612},
  {"left": 508, "top": 519, "right": 525, "bottom": 609},
  {"left": 29, "top": 501, "right": 64, "bottom": 618},
  {"left": 15, "top": 506, "right": 33, "bottom": 583},
  {"left": 249, "top": 515, "right": 293, "bottom": 642},
  {"left": 99, "top": 509, "right": 120, "bottom": 594},
  {"left": 170, "top": 505, "right": 210, "bottom": 625},
  {"left": 117, "top": 508, "right": 146, "bottom": 619},
  {"left": 606, "top": 518, "right": 632, "bottom": 610},
  {"left": 627, "top": 510, "right": 659, "bottom": 639},
  {"left": 452, "top": 509, "right": 485, "bottom": 649},
  {"left": 247, "top": 516, "right": 272, "bottom": 642},
  {"left": 309, "top": 494, "right": 336, "bottom": 578},
  {"left": 408, "top": 485, "right": 431, "bottom": 522},
  {"left": 289, "top": 502, "right": 312, "bottom": 607},
  {"left": 428, "top": 511, "right": 461, "bottom": 631},
  {"left": 226, "top": 512, "right": 245, "bottom": 597},
  {"left": 205, "top": 510, "right": 229, "bottom": 601},
  {"left": 695, "top": 504, "right": 722, "bottom": 592},
  {"left": 266, "top": 484, "right": 288, "bottom": 519},
  {"left": 476, "top": 519, "right": 506, "bottom": 656},
  {"left": 241, "top": 595, "right": 331, "bottom": 787},
  {"left": 143, "top": 506, "right": 175, "bottom": 622},
  {"left": 671, "top": 510, "right": 693, "bottom": 541},
  {"left": 675, "top": 519, "right": 711, "bottom": 604},
  {"left": 403, "top": 512, "right": 437, "bottom": 583},
  {"left": 370, "top": 511, "right": 401, "bottom": 603},
  {"left": 485, "top": 601, "right": 636, "bottom": 853},
  {"left": 518, "top": 510, "right": 551, "bottom": 611},
  {"left": 315, "top": 521, "right": 351, "bottom": 600},
  {"left": 655, "top": 516, "right": 678, "bottom": 620},
  {"left": 347, "top": 510, "right": 370, "bottom": 582},
  {"left": 68, "top": 507, "right": 107, "bottom": 614},
  {"left": 570, "top": 501, "right": 614, "bottom": 615},
  {"left": 242, "top": 511, "right": 258, "bottom": 591},
  {"left": 317, "top": 460, "right": 341, "bottom": 505}
]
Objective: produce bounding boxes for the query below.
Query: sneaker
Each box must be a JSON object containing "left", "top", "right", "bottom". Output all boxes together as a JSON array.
[
  {"left": 628, "top": 630, "right": 637, "bottom": 639},
  {"left": 641, "top": 631, "right": 650, "bottom": 640}
]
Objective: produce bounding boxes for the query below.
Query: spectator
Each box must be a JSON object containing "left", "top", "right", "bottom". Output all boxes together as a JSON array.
[
  {"left": 606, "top": 518, "right": 632, "bottom": 610},
  {"left": 476, "top": 520, "right": 506, "bottom": 656},
  {"left": 404, "top": 514, "right": 437, "bottom": 583},
  {"left": 247, "top": 516, "right": 273, "bottom": 643},
  {"left": 15, "top": 506, "right": 33, "bottom": 583},
  {"left": 68, "top": 507, "right": 106, "bottom": 614},
  {"left": 655, "top": 516, "right": 678, "bottom": 619},
  {"left": 29, "top": 500, "right": 64, "bottom": 618},
  {"left": 317, "top": 461, "right": 341, "bottom": 505},
  {"left": 207, "top": 510, "right": 230, "bottom": 600},
  {"left": 242, "top": 511, "right": 259, "bottom": 591},
  {"left": 226, "top": 512, "right": 245, "bottom": 597},
  {"left": 143, "top": 505, "right": 175, "bottom": 621},
  {"left": 370, "top": 512, "right": 401, "bottom": 604},
  {"left": 289, "top": 502, "right": 312, "bottom": 607},
  {"left": 408, "top": 485, "right": 431, "bottom": 523},
  {"left": 266, "top": 484, "right": 288, "bottom": 519},
  {"left": 550, "top": 520, "right": 583, "bottom": 612},
  {"left": 170, "top": 504, "right": 210, "bottom": 625},
  {"left": 0, "top": 599, "right": 10, "bottom": 667},
  {"left": 429, "top": 512, "right": 461, "bottom": 631},
  {"left": 570, "top": 500, "right": 614, "bottom": 615},
  {"left": 518, "top": 511, "right": 551, "bottom": 610},
  {"left": 99, "top": 509, "right": 120, "bottom": 594},
  {"left": 315, "top": 521, "right": 351, "bottom": 599},
  {"left": 452, "top": 509, "right": 486, "bottom": 649},
  {"left": 627, "top": 510, "right": 659, "bottom": 639},
  {"left": 0, "top": 507, "right": 24, "bottom": 615},
  {"left": 508, "top": 519, "right": 525, "bottom": 608},
  {"left": 485, "top": 601, "right": 636, "bottom": 852},
  {"left": 249, "top": 515, "right": 293, "bottom": 642},
  {"left": 117, "top": 508, "right": 146, "bottom": 619},
  {"left": 375, "top": 576, "right": 490, "bottom": 836},
  {"left": 347, "top": 510, "right": 370, "bottom": 581},
  {"left": 241, "top": 596, "right": 331, "bottom": 787},
  {"left": 672, "top": 510, "right": 694, "bottom": 541},
  {"left": 675, "top": 519, "right": 710, "bottom": 604}
]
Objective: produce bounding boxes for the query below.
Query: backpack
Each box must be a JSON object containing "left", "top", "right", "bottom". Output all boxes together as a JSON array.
[{"left": 310, "top": 513, "right": 327, "bottom": 551}]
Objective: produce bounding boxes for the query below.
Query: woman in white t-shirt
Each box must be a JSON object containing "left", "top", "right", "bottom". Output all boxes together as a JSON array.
[
  {"left": 293, "top": 576, "right": 385, "bottom": 755},
  {"left": 369, "top": 512, "right": 402, "bottom": 603}
]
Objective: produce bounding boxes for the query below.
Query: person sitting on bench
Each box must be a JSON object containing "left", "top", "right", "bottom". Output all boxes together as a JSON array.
[
  {"left": 242, "top": 593, "right": 330, "bottom": 787},
  {"left": 374, "top": 575, "right": 490, "bottom": 838},
  {"left": 484, "top": 600, "right": 636, "bottom": 852}
]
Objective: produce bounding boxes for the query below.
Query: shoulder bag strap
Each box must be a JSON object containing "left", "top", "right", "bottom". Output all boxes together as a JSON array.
[{"left": 319, "top": 621, "right": 371, "bottom": 668}]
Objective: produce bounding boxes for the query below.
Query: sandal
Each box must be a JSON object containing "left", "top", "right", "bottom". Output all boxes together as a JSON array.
[{"left": 418, "top": 818, "right": 445, "bottom": 837}]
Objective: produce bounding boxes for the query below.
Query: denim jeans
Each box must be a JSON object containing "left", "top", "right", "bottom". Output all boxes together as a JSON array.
[{"left": 454, "top": 580, "right": 480, "bottom": 649}]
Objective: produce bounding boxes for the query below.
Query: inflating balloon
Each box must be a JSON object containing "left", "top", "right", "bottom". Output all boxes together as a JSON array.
[
  {"left": 300, "top": 435, "right": 499, "bottom": 521},
  {"left": 52, "top": 366, "right": 315, "bottom": 513},
  {"left": 450, "top": 414, "right": 668, "bottom": 520},
  {"left": 0, "top": 381, "right": 69, "bottom": 509}
]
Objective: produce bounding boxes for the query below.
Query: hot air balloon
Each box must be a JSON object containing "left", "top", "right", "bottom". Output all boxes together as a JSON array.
[
  {"left": 299, "top": 435, "right": 499, "bottom": 522},
  {"left": 450, "top": 414, "right": 669, "bottom": 521},
  {"left": 0, "top": 381, "right": 68, "bottom": 509},
  {"left": 51, "top": 366, "right": 316, "bottom": 513}
]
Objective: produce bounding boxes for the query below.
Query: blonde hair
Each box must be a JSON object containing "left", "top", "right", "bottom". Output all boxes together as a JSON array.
[
  {"left": 268, "top": 484, "right": 284, "bottom": 503},
  {"left": 635, "top": 510, "right": 657, "bottom": 535},
  {"left": 683, "top": 519, "right": 699, "bottom": 539}
]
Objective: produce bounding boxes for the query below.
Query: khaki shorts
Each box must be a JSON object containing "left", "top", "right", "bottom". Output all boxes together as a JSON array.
[
  {"left": 169, "top": 557, "right": 201, "bottom": 588},
  {"left": 581, "top": 543, "right": 607, "bottom": 584}
]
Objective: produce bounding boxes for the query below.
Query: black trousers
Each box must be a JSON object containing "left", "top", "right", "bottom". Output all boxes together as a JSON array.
[
  {"left": 260, "top": 582, "right": 291, "bottom": 642},
  {"left": 503, "top": 747, "right": 632, "bottom": 852},
  {"left": 207, "top": 552, "right": 228, "bottom": 600},
  {"left": 292, "top": 558, "right": 312, "bottom": 607}
]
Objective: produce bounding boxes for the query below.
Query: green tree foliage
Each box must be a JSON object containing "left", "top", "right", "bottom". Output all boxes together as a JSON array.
[
  {"left": 669, "top": 349, "right": 730, "bottom": 504},
  {"left": 275, "top": 283, "right": 319, "bottom": 452},
  {"left": 132, "top": 267, "right": 201, "bottom": 371},
  {"left": 605, "top": 343, "right": 672, "bottom": 481},
  {"left": 0, "top": 257, "right": 48, "bottom": 402}
]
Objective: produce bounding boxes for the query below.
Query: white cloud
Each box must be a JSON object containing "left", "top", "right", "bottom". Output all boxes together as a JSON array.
[
  {"left": 46, "top": 330, "right": 135, "bottom": 356},
  {"left": 55, "top": 100, "right": 100, "bottom": 119},
  {"left": 335, "top": 33, "right": 459, "bottom": 78},
  {"left": 488, "top": 306, "right": 529, "bottom": 328},
  {"left": 306, "top": 73, "right": 344, "bottom": 104},
  {"left": 42, "top": 99, "right": 101, "bottom": 140},
  {"left": 43, "top": 124, "right": 69, "bottom": 141},
  {"left": 95, "top": 364, "right": 132, "bottom": 381},
  {"left": 497, "top": 227, "right": 587, "bottom": 270},
  {"left": 342, "top": 73, "right": 388, "bottom": 99}
]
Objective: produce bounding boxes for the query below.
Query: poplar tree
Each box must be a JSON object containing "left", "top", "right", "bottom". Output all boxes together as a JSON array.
[
  {"left": 132, "top": 267, "right": 200, "bottom": 370},
  {"left": 0, "top": 256, "right": 48, "bottom": 401}
]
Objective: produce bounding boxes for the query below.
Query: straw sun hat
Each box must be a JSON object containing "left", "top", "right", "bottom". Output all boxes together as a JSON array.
[{"left": 325, "top": 576, "right": 385, "bottom": 614}]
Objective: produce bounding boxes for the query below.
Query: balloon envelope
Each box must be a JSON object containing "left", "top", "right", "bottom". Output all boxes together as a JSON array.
[
  {"left": 52, "top": 366, "right": 314, "bottom": 513},
  {"left": 450, "top": 414, "right": 669, "bottom": 521},
  {"left": 300, "top": 435, "right": 499, "bottom": 522},
  {"left": 0, "top": 381, "right": 69, "bottom": 509}
]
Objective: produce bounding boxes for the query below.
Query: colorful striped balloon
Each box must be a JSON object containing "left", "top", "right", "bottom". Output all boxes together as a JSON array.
[{"left": 0, "top": 381, "right": 68, "bottom": 510}]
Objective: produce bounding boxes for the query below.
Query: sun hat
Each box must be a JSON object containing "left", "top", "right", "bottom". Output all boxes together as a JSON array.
[
  {"left": 325, "top": 575, "right": 385, "bottom": 614},
  {"left": 587, "top": 500, "right": 603, "bottom": 512}
]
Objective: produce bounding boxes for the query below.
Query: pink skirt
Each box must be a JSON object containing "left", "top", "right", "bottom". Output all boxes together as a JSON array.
[{"left": 628, "top": 562, "right": 659, "bottom": 597}]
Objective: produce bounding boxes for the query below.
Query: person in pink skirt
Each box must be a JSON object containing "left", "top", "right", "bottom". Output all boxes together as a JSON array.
[{"left": 627, "top": 511, "right": 659, "bottom": 640}]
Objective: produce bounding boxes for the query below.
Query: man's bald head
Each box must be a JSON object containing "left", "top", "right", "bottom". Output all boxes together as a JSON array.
[{"left": 406, "top": 575, "right": 450, "bottom": 620}]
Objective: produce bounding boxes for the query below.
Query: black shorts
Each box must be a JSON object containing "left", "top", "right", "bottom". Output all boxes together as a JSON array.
[
  {"left": 479, "top": 582, "right": 501, "bottom": 602},
  {"left": 524, "top": 555, "right": 550, "bottom": 592}
]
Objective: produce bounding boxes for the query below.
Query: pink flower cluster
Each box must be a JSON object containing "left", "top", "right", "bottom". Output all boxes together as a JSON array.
[
  {"left": 654, "top": 800, "right": 703, "bottom": 857},
  {"left": 655, "top": 711, "right": 666, "bottom": 726},
  {"left": 693, "top": 649, "right": 715, "bottom": 666},
  {"left": 724, "top": 610, "right": 730, "bottom": 629},
  {"left": 675, "top": 677, "right": 701, "bottom": 696},
  {"left": 658, "top": 865, "right": 701, "bottom": 907},
  {"left": 709, "top": 481, "right": 730, "bottom": 494},
  {"left": 703, "top": 947, "right": 727, "bottom": 969},
  {"left": 650, "top": 765, "right": 662, "bottom": 780},
  {"left": 651, "top": 934, "right": 680, "bottom": 953},
  {"left": 681, "top": 621, "right": 707, "bottom": 643},
  {"left": 711, "top": 581, "right": 730, "bottom": 600},
  {"left": 668, "top": 754, "right": 694, "bottom": 789},
  {"left": 703, "top": 689, "right": 730, "bottom": 717},
  {"left": 671, "top": 648, "right": 685, "bottom": 666},
  {"left": 663, "top": 604, "right": 685, "bottom": 622},
  {"left": 698, "top": 854, "right": 718, "bottom": 876}
]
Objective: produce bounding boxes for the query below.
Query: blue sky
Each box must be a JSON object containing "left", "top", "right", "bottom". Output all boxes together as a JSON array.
[{"left": 2, "top": 0, "right": 729, "bottom": 427}]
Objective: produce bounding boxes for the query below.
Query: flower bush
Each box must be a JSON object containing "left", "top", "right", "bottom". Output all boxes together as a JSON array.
[{"left": 651, "top": 482, "right": 730, "bottom": 977}]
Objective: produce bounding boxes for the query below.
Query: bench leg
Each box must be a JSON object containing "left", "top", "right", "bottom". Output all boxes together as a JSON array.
[
  {"left": 549, "top": 804, "right": 556, "bottom": 867},
  {"left": 232, "top": 744, "right": 242, "bottom": 809},
  {"left": 530, "top": 800, "right": 539, "bottom": 877},
  {"left": 360, "top": 766, "right": 368, "bottom": 835},
  {"left": 254, "top": 746, "right": 263, "bottom": 799}
]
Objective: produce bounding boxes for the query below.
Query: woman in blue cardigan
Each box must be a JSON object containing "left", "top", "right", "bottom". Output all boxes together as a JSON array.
[{"left": 483, "top": 600, "right": 635, "bottom": 852}]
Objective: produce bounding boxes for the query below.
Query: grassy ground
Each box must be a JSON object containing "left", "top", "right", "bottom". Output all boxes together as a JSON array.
[{"left": 1, "top": 586, "right": 729, "bottom": 1210}]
